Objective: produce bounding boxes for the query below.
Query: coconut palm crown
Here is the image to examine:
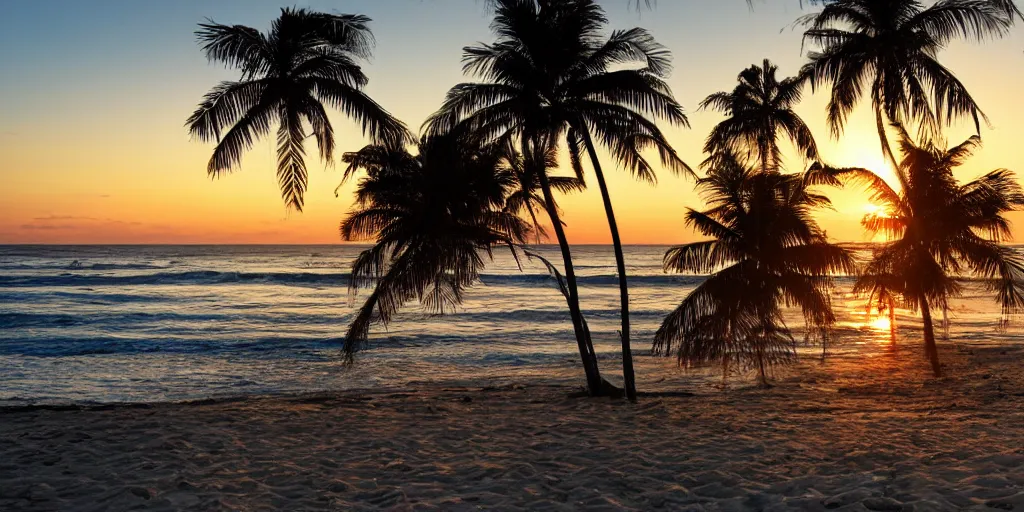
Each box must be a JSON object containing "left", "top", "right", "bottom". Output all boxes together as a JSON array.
[
  {"left": 824, "top": 125, "right": 1024, "bottom": 377},
  {"left": 501, "top": 139, "right": 585, "bottom": 245},
  {"left": 338, "top": 134, "right": 529, "bottom": 359},
  {"left": 799, "top": 0, "right": 1012, "bottom": 164},
  {"left": 186, "top": 8, "right": 410, "bottom": 211},
  {"left": 426, "top": 0, "right": 691, "bottom": 401},
  {"left": 701, "top": 59, "right": 818, "bottom": 173},
  {"left": 654, "top": 154, "right": 854, "bottom": 386}
]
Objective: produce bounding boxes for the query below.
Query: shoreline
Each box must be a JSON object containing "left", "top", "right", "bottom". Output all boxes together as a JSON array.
[{"left": 2, "top": 340, "right": 1020, "bottom": 409}]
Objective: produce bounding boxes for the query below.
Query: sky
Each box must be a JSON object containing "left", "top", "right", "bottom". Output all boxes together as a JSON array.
[{"left": 1, "top": 0, "right": 1023, "bottom": 244}]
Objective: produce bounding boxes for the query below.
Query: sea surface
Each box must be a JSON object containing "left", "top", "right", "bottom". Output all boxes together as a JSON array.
[{"left": 1, "top": 245, "right": 1020, "bottom": 405}]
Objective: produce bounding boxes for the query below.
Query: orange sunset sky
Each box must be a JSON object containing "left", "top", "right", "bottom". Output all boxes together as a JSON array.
[{"left": 1, "top": 0, "right": 1023, "bottom": 244}]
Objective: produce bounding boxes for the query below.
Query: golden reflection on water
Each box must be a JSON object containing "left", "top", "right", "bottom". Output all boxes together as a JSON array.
[{"left": 842, "top": 308, "right": 899, "bottom": 346}]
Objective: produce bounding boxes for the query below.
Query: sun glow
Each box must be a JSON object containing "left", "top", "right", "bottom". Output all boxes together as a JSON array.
[
  {"left": 862, "top": 203, "right": 892, "bottom": 218},
  {"left": 868, "top": 315, "right": 892, "bottom": 332}
]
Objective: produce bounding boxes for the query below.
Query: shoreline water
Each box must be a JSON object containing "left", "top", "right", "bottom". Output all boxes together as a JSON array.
[{"left": 4, "top": 244, "right": 1022, "bottom": 406}]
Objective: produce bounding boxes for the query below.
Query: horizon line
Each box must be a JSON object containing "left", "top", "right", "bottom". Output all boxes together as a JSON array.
[{"left": 0, "top": 242, "right": 887, "bottom": 247}]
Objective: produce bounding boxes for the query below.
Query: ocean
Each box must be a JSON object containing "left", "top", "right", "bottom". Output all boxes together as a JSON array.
[{"left": 1, "top": 244, "right": 1019, "bottom": 406}]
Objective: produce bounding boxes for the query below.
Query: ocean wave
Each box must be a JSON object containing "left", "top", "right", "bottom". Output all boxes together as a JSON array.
[
  {"left": 82, "top": 263, "right": 168, "bottom": 270},
  {"left": 0, "top": 271, "right": 354, "bottom": 288},
  {"left": 479, "top": 273, "right": 706, "bottom": 287},
  {"left": 448, "top": 308, "right": 668, "bottom": 323},
  {"left": 0, "top": 334, "right": 346, "bottom": 357},
  {"left": 0, "top": 270, "right": 706, "bottom": 289},
  {"left": 0, "top": 312, "right": 80, "bottom": 328},
  {"left": 0, "top": 262, "right": 169, "bottom": 271},
  {"left": 0, "top": 306, "right": 667, "bottom": 332},
  {"left": 0, "top": 310, "right": 353, "bottom": 330}
]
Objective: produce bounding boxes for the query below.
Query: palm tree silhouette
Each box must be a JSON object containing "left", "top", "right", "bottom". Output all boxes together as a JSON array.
[
  {"left": 504, "top": 134, "right": 615, "bottom": 393},
  {"left": 427, "top": 0, "right": 690, "bottom": 401},
  {"left": 654, "top": 153, "right": 854, "bottom": 387},
  {"left": 823, "top": 125, "right": 1024, "bottom": 377},
  {"left": 701, "top": 59, "right": 818, "bottom": 173},
  {"left": 748, "top": 0, "right": 1021, "bottom": 19},
  {"left": 186, "top": 8, "right": 409, "bottom": 212},
  {"left": 798, "top": 0, "right": 1011, "bottom": 165},
  {"left": 501, "top": 138, "right": 585, "bottom": 245},
  {"left": 337, "top": 134, "right": 529, "bottom": 357}
]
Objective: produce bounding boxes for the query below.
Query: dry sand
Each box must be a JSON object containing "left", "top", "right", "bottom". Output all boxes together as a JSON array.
[{"left": 2, "top": 343, "right": 1024, "bottom": 511}]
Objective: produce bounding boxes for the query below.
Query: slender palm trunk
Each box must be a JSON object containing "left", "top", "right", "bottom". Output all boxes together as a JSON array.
[
  {"left": 888, "top": 299, "right": 897, "bottom": 346},
  {"left": 941, "top": 305, "right": 949, "bottom": 340},
  {"left": 536, "top": 169, "right": 604, "bottom": 395},
  {"left": 756, "top": 324, "right": 769, "bottom": 388},
  {"left": 756, "top": 346, "right": 768, "bottom": 388},
  {"left": 579, "top": 128, "right": 637, "bottom": 402},
  {"left": 920, "top": 298, "right": 942, "bottom": 377},
  {"left": 526, "top": 204, "right": 543, "bottom": 245},
  {"left": 875, "top": 108, "right": 898, "bottom": 167}
]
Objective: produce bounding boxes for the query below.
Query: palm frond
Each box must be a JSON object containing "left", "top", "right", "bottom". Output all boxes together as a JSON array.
[
  {"left": 339, "top": 133, "right": 530, "bottom": 359},
  {"left": 195, "top": 22, "right": 273, "bottom": 79},
  {"left": 189, "top": 8, "right": 404, "bottom": 211},
  {"left": 308, "top": 78, "right": 411, "bottom": 146},
  {"left": 276, "top": 107, "right": 308, "bottom": 212},
  {"left": 206, "top": 96, "right": 279, "bottom": 176},
  {"left": 186, "top": 79, "right": 270, "bottom": 143}
]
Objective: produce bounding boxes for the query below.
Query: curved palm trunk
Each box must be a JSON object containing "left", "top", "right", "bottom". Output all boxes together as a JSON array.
[
  {"left": 756, "top": 320, "right": 770, "bottom": 387},
  {"left": 526, "top": 204, "right": 544, "bottom": 245},
  {"left": 579, "top": 128, "right": 637, "bottom": 402},
  {"left": 888, "top": 298, "right": 897, "bottom": 346},
  {"left": 756, "top": 345, "right": 769, "bottom": 388},
  {"left": 875, "top": 108, "right": 898, "bottom": 167},
  {"left": 920, "top": 298, "right": 942, "bottom": 377},
  {"left": 536, "top": 169, "right": 605, "bottom": 395}
]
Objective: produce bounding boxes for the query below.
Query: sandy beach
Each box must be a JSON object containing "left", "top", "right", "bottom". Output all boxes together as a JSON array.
[{"left": 2, "top": 343, "right": 1023, "bottom": 511}]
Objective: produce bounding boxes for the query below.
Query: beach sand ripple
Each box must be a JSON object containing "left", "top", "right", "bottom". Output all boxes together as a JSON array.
[{"left": 2, "top": 344, "right": 1024, "bottom": 511}]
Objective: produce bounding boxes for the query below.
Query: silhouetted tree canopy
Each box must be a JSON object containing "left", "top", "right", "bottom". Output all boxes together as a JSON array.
[
  {"left": 654, "top": 154, "right": 854, "bottom": 386},
  {"left": 338, "top": 134, "right": 529, "bottom": 359},
  {"left": 187, "top": 8, "right": 409, "bottom": 211},
  {"left": 701, "top": 59, "right": 818, "bottom": 173},
  {"left": 821, "top": 126, "right": 1024, "bottom": 376}
]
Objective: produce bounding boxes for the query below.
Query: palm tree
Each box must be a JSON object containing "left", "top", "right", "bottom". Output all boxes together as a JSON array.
[
  {"left": 426, "top": 0, "right": 691, "bottom": 401},
  {"left": 186, "top": 7, "right": 409, "bottom": 211},
  {"left": 338, "top": 133, "right": 529, "bottom": 357},
  {"left": 701, "top": 59, "right": 818, "bottom": 173},
  {"left": 501, "top": 138, "right": 585, "bottom": 245},
  {"left": 826, "top": 125, "right": 1024, "bottom": 377},
  {"left": 751, "top": 0, "right": 1022, "bottom": 19},
  {"left": 653, "top": 153, "right": 854, "bottom": 386},
  {"left": 503, "top": 134, "right": 613, "bottom": 394},
  {"left": 799, "top": 0, "right": 1012, "bottom": 165}
]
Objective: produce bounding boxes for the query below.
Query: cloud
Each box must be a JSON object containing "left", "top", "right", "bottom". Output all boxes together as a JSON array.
[
  {"left": 20, "top": 216, "right": 143, "bottom": 231},
  {"left": 32, "top": 215, "right": 98, "bottom": 222},
  {"left": 19, "top": 224, "right": 78, "bottom": 230}
]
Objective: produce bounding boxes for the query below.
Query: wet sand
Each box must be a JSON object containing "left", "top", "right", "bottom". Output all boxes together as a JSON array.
[{"left": 2, "top": 343, "right": 1024, "bottom": 511}]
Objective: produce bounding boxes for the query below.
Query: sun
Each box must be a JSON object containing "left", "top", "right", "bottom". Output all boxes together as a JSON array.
[{"left": 868, "top": 315, "right": 891, "bottom": 331}]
